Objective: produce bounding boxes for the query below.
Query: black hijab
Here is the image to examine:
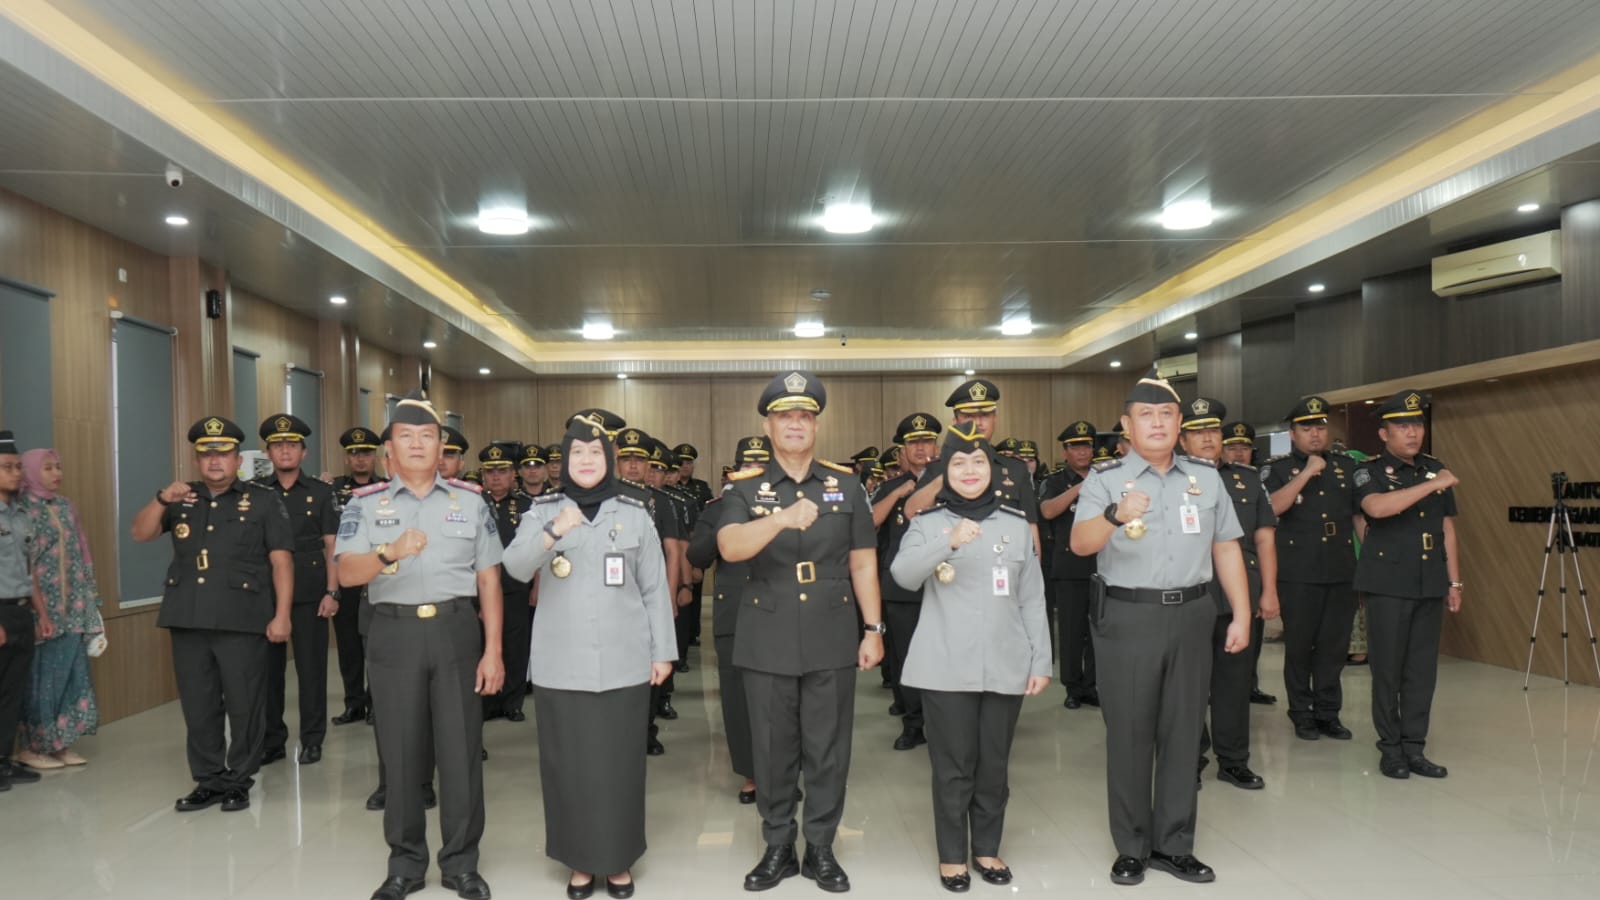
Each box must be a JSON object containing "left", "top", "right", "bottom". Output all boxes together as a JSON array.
[
  {"left": 935, "top": 423, "right": 1002, "bottom": 521},
  {"left": 559, "top": 414, "right": 617, "bottom": 519}
]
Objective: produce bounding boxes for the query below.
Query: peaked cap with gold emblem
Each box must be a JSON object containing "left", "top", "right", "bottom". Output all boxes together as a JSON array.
[{"left": 758, "top": 370, "right": 826, "bottom": 416}]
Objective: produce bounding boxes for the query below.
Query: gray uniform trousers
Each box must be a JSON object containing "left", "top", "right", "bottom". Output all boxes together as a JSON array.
[
  {"left": 742, "top": 667, "right": 856, "bottom": 847},
  {"left": 921, "top": 690, "right": 1025, "bottom": 864},
  {"left": 1093, "top": 594, "right": 1214, "bottom": 857},
  {"left": 368, "top": 599, "right": 484, "bottom": 879},
  {"left": 1365, "top": 594, "right": 1443, "bottom": 762}
]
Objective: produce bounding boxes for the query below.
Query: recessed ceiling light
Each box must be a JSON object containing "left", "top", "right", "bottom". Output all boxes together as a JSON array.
[
  {"left": 478, "top": 367, "right": 491, "bottom": 376},
  {"left": 581, "top": 322, "right": 615, "bottom": 341},
  {"left": 1000, "top": 318, "right": 1033, "bottom": 336},
  {"left": 1183, "top": 331, "right": 1198, "bottom": 340},
  {"left": 476, "top": 206, "right": 531, "bottom": 236},
  {"left": 963, "top": 369, "right": 975, "bottom": 377},
  {"left": 1308, "top": 283, "right": 1327, "bottom": 293},
  {"left": 422, "top": 340, "right": 438, "bottom": 349},
  {"left": 810, "top": 289, "right": 832, "bottom": 301},
  {"left": 1159, "top": 200, "right": 1214, "bottom": 231},
  {"left": 329, "top": 295, "right": 347, "bottom": 306},
  {"left": 1517, "top": 202, "right": 1540, "bottom": 213},
  {"left": 794, "top": 321, "right": 826, "bottom": 338},
  {"left": 1364, "top": 399, "right": 1376, "bottom": 405},
  {"left": 1109, "top": 360, "right": 1123, "bottom": 368},
  {"left": 818, "top": 202, "right": 876, "bottom": 234},
  {"left": 616, "top": 372, "right": 628, "bottom": 380},
  {"left": 164, "top": 214, "right": 189, "bottom": 226}
]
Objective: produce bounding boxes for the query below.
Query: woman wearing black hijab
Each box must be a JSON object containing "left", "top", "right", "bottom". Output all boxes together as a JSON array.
[
  {"left": 891, "top": 423, "right": 1052, "bottom": 892},
  {"left": 503, "top": 415, "right": 676, "bottom": 899}
]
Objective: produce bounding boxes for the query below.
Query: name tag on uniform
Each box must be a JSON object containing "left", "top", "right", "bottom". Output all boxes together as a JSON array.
[
  {"left": 376, "top": 516, "right": 400, "bottom": 528},
  {"left": 445, "top": 512, "right": 469, "bottom": 523},
  {"left": 1180, "top": 504, "right": 1201, "bottom": 534},
  {"left": 992, "top": 566, "right": 1010, "bottom": 597},
  {"left": 822, "top": 491, "right": 845, "bottom": 503},
  {"left": 604, "top": 552, "right": 626, "bottom": 587}
]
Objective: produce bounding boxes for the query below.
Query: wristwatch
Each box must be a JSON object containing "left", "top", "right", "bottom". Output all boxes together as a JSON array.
[
  {"left": 1449, "top": 581, "right": 1464, "bottom": 589},
  {"left": 375, "top": 543, "right": 395, "bottom": 566},
  {"left": 543, "top": 521, "right": 562, "bottom": 541},
  {"left": 863, "top": 622, "right": 887, "bottom": 635},
  {"left": 155, "top": 489, "right": 172, "bottom": 507},
  {"left": 1103, "top": 503, "right": 1123, "bottom": 526}
]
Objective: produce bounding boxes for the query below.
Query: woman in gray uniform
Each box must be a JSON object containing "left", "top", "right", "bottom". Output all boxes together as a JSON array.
[
  {"left": 891, "top": 424, "right": 1052, "bottom": 893},
  {"left": 502, "top": 415, "right": 676, "bottom": 899}
]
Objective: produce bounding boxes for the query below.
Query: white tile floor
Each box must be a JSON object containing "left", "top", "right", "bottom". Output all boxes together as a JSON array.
[{"left": 6, "top": 639, "right": 1600, "bottom": 898}]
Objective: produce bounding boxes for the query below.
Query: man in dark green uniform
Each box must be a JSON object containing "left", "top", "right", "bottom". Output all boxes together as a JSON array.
[
  {"left": 480, "top": 440, "right": 534, "bottom": 723},
  {"left": 673, "top": 443, "right": 712, "bottom": 649},
  {"left": 1039, "top": 420, "right": 1100, "bottom": 709},
  {"left": 518, "top": 443, "right": 550, "bottom": 497},
  {"left": 871, "top": 412, "right": 940, "bottom": 750},
  {"left": 1223, "top": 422, "right": 1278, "bottom": 706},
  {"left": 130, "top": 416, "right": 294, "bottom": 812},
  {"left": 439, "top": 427, "right": 469, "bottom": 480},
  {"left": 655, "top": 443, "right": 701, "bottom": 672},
  {"left": 1352, "top": 390, "right": 1462, "bottom": 780},
  {"left": 332, "top": 426, "right": 387, "bottom": 725},
  {"left": 675, "top": 443, "right": 715, "bottom": 507},
  {"left": 255, "top": 414, "right": 340, "bottom": 765},
  {"left": 719, "top": 371, "right": 885, "bottom": 893},
  {"left": 1180, "top": 400, "right": 1279, "bottom": 791},
  {"left": 1260, "top": 396, "right": 1365, "bottom": 742}
]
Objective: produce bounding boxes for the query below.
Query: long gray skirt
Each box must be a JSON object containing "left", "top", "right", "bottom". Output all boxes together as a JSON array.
[{"left": 535, "top": 682, "right": 652, "bottom": 874}]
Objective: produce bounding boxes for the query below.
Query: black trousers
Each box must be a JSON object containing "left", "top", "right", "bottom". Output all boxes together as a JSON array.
[
  {"left": 1249, "top": 617, "right": 1266, "bottom": 692},
  {"left": 921, "top": 690, "right": 1025, "bottom": 864},
  {"left": 169, "top": 627, "right": 268, "bottom": 792},
  {"left": 266, "top": 601, "right": 330, "bottom": 751},
  {"left": 489, "top": 586, "right": 531, "bottom": 717},
  {"left": 743, "top": 667, "right": 856, "bottom": 847},
  {"left": 333, "top": 586, "right": 368, "bottom": 709},
  {"left": 1199, "top": 614, "right": 1254, "bottom": 768},
  {"left": 0, "top": 603, "right": 37, "bottom": 762},
  {"left": 368, "top": 602, "right": 485, "bottom": 880},
  {"left": 1054, "top": 579, "right": 1096, "bottom": 698},
  {"left": 1278, "top": 581, "right": 1355, "bottom": 722},
  {"left": 1365, "top": 594, "right": 1444, "bottom": 762},
  {"left": 714, "top": 634, "right": 754, "bottom": 778},
  {"left": 1093, "top": 594, "right": 1213, "bottom": 858},
  {"left": 690, "top": 579, "right": 704, "bottom": 642},
  {"left": 884, "top": 602, "right": 924, "bottom": 729},
  {"left": 674, "top": 592, "right": 694, "bottom": 669}
]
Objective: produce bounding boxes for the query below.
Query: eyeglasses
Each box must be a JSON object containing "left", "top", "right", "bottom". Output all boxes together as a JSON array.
[{"left": 0, "top": 462, "right": 22, "bottom": 472}]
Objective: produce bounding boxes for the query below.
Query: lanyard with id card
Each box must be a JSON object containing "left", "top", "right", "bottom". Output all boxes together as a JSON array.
[
  {"left": 604, "top": 552, "right": 626, "bottom": 587},
  {"left": 991, "top": 541, "right": 1010, "bottom": 597}
]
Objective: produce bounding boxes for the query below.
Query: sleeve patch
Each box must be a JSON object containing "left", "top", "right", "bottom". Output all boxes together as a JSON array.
[{"left": 1353, "top": 468, "right": 1372, "bottom": 488}]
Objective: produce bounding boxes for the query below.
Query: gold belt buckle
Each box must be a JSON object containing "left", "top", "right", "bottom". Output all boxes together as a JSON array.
[
  {"left": 1422, "top": 534, "right": 1434, "bottom": 551},
  {"left": 796, "top": 561, "right": 816, "bottom": 584},
  {"left": 1322, "top": 522, "right": 1337, "bottom": 537},
  {"left": 417, "top": 603, "right": 437, "bottom": 619}
]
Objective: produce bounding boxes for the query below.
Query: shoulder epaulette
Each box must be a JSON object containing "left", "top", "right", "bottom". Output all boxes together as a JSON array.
[
  {"left": 1227, "top": 461, "right": 1257, "bottom": 472},
  {"left": 998, "top": 504, "right": 1027, "bottom": 518},
  {"left": 617, "top": 494, "right": 646, "bottom": 508},
  {"left": 729, "top": 468, "right": 764, "bottom": 481},
  {"left": 446, "top": 478, "right": 482, "bottom": 494},
  {"left": 1092, "top": 458, "right": 1123, "bottom": 472},
  {"left": 1420, "top": 452, "right": 1439, "bottom": 461},
  {"left": 1181, "top": 455, "right": 1216, "bottom": 468},
  {"left": 533, "top": 492, "right": 563, "bottom": 504},
  {"left": 352, "top": 481, "right": 387, "bottom": 498},
  {"left": 818, "top": 459, "right": 855, "bottom": 475}
]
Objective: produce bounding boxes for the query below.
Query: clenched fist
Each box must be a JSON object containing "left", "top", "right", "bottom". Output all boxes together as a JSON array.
[
  {"left": 392, "top": 528, "right": 428, "bottom": 560},
  {"left": 1115, "top": 491, "right": 1151, "bottom": 525},
  {"left": 1303, "top": 454, "right": 1327, "bottom": 477},
  {"left": 950, "top": 519, "right": 982, "bottom": 550},
  {"left": 778, "top": 498, "right": 819, "bottom": 531},
  {"left": 551, "top": 505, "right": 585, "bottom": 538}
]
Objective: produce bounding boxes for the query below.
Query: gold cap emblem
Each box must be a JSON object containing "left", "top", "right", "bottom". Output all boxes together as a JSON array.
[
  {"left": 488, "top": 446, "right": 503, "bottom": 460},
  {"left": 352, "top": 429, "right": 366, "bottom": 442},
  {"left": 1233, "top": 423, "right": 1249, "bottom": 437},
  {"left": 625, "top": 430, "right": 640, "bottom": 445},
  {"left": 204, "top": 418, "right": 224, "bottom": 436},
  {"left": 276, "top": 416, "right": 291, "bottom": 432},
  {"left": 1306, "top": 397, "right": 1325, "bottom": 415},
  {"left": 1404, "top": 392, "right": 1422, "bottom": 411},
  {"left": 912, "top": 415, "right": 927, "bottom": 431},
  {"left": 747, "top": 437, "right": 762, "bottom": 449},
  {"left": 1192, "top": 398, "right": 1211, "bottom": 415},
  {"left": 968, "top": 382, "right": 988, "bottom": 401},
  {"left": 784, "top": 372, "right": 807, "bottom": 394},
  {"left": 1076, "top": 422, "right": 1090, "bottom": 435}
]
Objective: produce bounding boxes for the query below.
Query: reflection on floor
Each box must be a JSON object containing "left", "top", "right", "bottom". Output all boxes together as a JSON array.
[{"left": 5, "top": 641, "right": 1600, "bottom": 899}]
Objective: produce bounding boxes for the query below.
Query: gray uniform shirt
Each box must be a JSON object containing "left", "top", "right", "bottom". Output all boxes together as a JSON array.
[
  {"left": 502, "top": 493, "right": 676, "bottom": 692},
  {"left": 334, "top": 475, "right": 502, "bottom": 604},
  {"left": 1072, "top": 451, "right": 1243, "bottom": 589},
  {"left": 0, "top": 495, "right": 33, "bottom": 597},
  {"left": 891, "top": 505, "right": 1052, "bottom": 693}
]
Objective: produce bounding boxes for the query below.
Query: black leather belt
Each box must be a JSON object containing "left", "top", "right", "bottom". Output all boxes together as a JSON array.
[
  {"left": 372, "top": 596, "right": 476, "bottom": 619},
  {"left": 756, "top": 561, "right": 849, "bottom": 584},
  {"left": 1106, "top": 584, "right": 1208, "bottom": 606}
]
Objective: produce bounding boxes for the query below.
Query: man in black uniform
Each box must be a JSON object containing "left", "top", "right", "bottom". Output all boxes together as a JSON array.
[
  {"left": 253, "top": 414, "right": 340, "bottom": 765},
  {"left": 903, "top": 380, "right": 1040, "bottom": 552},
  {"left": 480, "top": 440, "right": 534, "bottom": 722},
  {"left": 675, "top": 443, "right": 715, "bottom": 507},
  {"left": 518, "top": 443, "right": 550, "bottom": 497},
  {"left": 1223, "top": 422, "right": 1278, "bottom": 706},
  {"left": 543, "top": 443, "right": 564, "bottom": 492},
  {"left": 613, "top": 427, "right": 685, "bottom": 752},
  {"left": 1352, "top": 390, "right": 1462, "bottom": 780},
  {"left": 1260, "top": 396, "right": 1365, "bottom": 741},
  {"left": 674, "top": 443, "right": 712, "bottom": 649},
  {"left": 719, "top": 371, "right": 886, "bottom": 893},
  {"left": 440, "top": 427, "right": 469, "bottom": 480},
  {"left": 870, "top": 412, "right": 940, "bottom": 750},
  {"left": 130, "top": 416, "right": 294, "bottom": 811},
  {"left": 1180, "top": 401, "right": 1279, "bottom": 791},
  {"left": 657, "top": 444, "right": 702, "bottom": 669},
  {"left": 1039, "top": 420, "right": 1100, "bottom": 709},
  {"left": 331, "top": 426, "right": 387, "bottom": 725}
]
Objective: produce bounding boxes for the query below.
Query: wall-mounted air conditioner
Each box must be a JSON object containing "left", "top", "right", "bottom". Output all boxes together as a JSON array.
[{"left": 1431, "top": 230, "right": 1561, "bottom": 297}]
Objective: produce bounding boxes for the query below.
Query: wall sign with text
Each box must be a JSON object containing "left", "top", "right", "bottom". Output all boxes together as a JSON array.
[{"left": 1508, "top": 480, "right": 1600, "bottom": 547}]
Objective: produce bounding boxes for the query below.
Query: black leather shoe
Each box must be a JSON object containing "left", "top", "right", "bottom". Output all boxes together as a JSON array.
[
  {"left": 441, "top": 871, "right": 491, "bottom": 900},
  {"left": 1109, "top": 855, "right": 1145, "bottom": 885},
  {"left": 505, "top": 709, "right": 526, "bottom": 722},
  {"left": 221, "top": 788, "right": 251, "bottom": 812},
  {"left": 366, "top": 787, "right": 387, "bottom": 811},
  {"left": 1250, "top": 689, "right": 1277, "bottom": 705},
  {"left": 567, "top": 876, "right": 595, "bottom": 900},
  {"left": 298, "top": 744, "right": 323, "bottom": 765},
  {"left": 3, "top": 762, "right": 42, "bottom": 785},
  {"left": 370, "top": 875, "right": 425, "bottom": 900},
  {"left": 1380, "top": 758, "right": 1411, "bottom": 779},
  {"left": 1063, "top": 696, "right": 1081, "bottom": 710},
  {"left": 939, "top": 870, "right": 971, "bottom": 893},
  {"left": 1218, "top": 765, "right": 1265, "bottom": 789},
  {"left": 888, "top": 702, "right": 906, "bottom": 717},
  {"left": 1406, "top": 755, "right": 1448, "bottom": 778},
  {"left": 423, "top": 784, "right": 437, "bottom": 809},
  {"left": 738, "top": 787, "right": 757, "bottom": 804},
  {"left": 1080, "top": 691, "right": 1100, "bottom": 708},
  {"left": 1316, "top": 718, "right": 1353, "bottom": 740},
  {"left": 365, "top": 707, "right": 376, "bottom": 725},
  {"left": 972, "top": 860, "right": 1012, "bottom": 885},
  {"left": 675, "top": 660, "right": 690, "bottom": 673},
  {"left": 333, "top": 704, "right": 368, "bottom": 725},
  {"left": 1292, "top": 721, "right": 1321, "bottom": 741},
  {"left": 175, "top": 787, "right": 225, "bottom": 812},
  {"left": 646, "top": 737, "right": 665, "bottom": 756},
  {"left": 481, "top": 748, "right": 489, "bottom": 761},
  {"left": 656, "top": 699, "right": 679, "bottom": 720},
  {"left": 262, "top": 746, "right": 287, "bottom": 765},
  {"left": 801, "top": 844, "right": 850, "bottom": 892},
  {"left": 893, "top": 726, "right": 926, "bottom": 751},
  {"left": 1147, "top": 851, "right": 1214, "bottom": 883},
  {"left": 605, "top": 875, "right": 635, "bottom": 899},
  {"left": 744, "top": 843, "right": 799, "bottom": 891}
]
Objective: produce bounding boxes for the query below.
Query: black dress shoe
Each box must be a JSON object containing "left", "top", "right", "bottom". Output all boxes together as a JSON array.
[
  {"left": 893, "top": 726, "right": 927, "bottom": 751},
  {"left": 738, "top": 787, "right": 757, "bottom": 804},
  {"left": 1218, "top": 765, "right": 1265, "bottom": 789},
  {"left": 366, "top": 707, "right": 377, "bottom": 725},
  {"left": 1080, "top": 691, "right": 1100, "bottom": 708},
  {"left": 261, "top": 746, "right": 287, "bottom": 765},
  {"left": 441, "top": 870, "right": 491, "bottom": 900},
  {"left": 567, "top": 877, "right": 595, "bottom": 900},
  {"left": 1063, "top": 696, "right": 1081, "bottom": 709},
  {"left": 1316, "top": 718, "right": 1353, "bottom": 740},
  {"left": 175, "top": 787, "right": 225, "bottom": 812},
  {"left": 370, "top": 875, "right": 425, "bottom": 900},
  {"left": 656, "top": 699, "right": 679, "bottom": 720},
  {"left": 744, "top": 843, "right": 799, "bottom": 891},
  {"left": 675, "top": 660, "right": 690, "bottom": 673},
  {"left": 939, "top": 870, "right": 971, "bottom": 893},
  {"left": 1250, "top": 689, "right": 1277, "bottom": 705},
  {"left": 366, "top": 787, "right": 387, "bottom": 811},
  {"left": 221, "top": 788, "right": 251, "bottom": 811},
  {"left": 646, "top": 737, "right": 665, "bottom": 756},
  {"left": 801, "top": 844, "right": 850, "bottom": 892},
  {"left": 605, "top": 875, "right": 634, "bottom": 899},
  {"left": 481, "top": 748, "right": 489, "bottom": 761},
  {"left": 888, "top": 702, "right": 906, "bottom": 717},
  {"left": 1380, "top": 758, "right": 1411, "bottom": 779},
  {"left": 505, "top": 709, "right": 526, "bottom": 723},
  {"left": 1109, "top": 855, "right": 1145, "bottom": 885},
  {"left": 3, "top": 761, "right": 42, "bottom": 785},
  {"left": 298, "top": 744, "right": 323, "bottom": 765},
  {"left": 1406, "top": 755, "right": 1448, "bottom": 778},
  {"left": 1147, "top": 851, "right": 1214, "bottom": 883},
  {"left": 972, "top": 859, "right": 1012, "bottom": 885},
  {"left": 333, "top": 704, "right": 368, "bottom": 725},
  {"left": 1292, "top": 721, "right": 1321, "bottom": 741},
  {"left": 423, "top": 784, "right": 437, "bottom": 809}
]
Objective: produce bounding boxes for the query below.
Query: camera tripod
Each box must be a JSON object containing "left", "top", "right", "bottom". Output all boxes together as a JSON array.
[{"left": 1523, "top": 472, "right": 1600, "bottom": 688}]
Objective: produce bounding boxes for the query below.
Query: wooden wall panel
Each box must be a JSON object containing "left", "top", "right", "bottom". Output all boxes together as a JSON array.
[
  {"left": 1196, "top": 332, "right": 1244, "bottom": 417},
  {"left": 231, "top": 286, "right": 319, "bottom": 445},
  {"left": 1293, "top": 293, "right": 1364, "bottom": 391},
  {"left": 1362, "top": 269, "right": 1450, "bottom": 382},
  {"left": 88, "top": 608, "right": 178, "bottom": 724},
  {"left": 1241, "top": 316, "right": 1298, "bottom": 422},
  {"left": 1561, "top": 200, "right": 1600, "bottom": 339}
]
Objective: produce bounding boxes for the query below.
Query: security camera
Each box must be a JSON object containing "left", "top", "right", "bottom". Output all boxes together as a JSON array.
[
  {"left": 840, "top": 333, "right": 848, "bottom": 347},
  {"left": 164, "top": 163, "right": 184, "bottom": 188}
]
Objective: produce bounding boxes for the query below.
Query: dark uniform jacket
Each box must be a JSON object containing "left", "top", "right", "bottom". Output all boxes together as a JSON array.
[
  {"left": 683, "top": 477, "right": 715, "bottom": 508},
  {"left": 253, "top": 471, "right": 339, "bottom": 603},
  {"left": 157, "top": 480, "right": 293, "bottom": 633},
  {"left": 1259, "top": 449, "right": 1359, "bottom": 584},
  {"left": 485, "top": 488, "right": 535, "bottom": 595},
  {"left": 1353, "top": 452, "right": 1458, "bottom": 599},
  {"left": 1037, "top": 467, "right": 1097, "bottom": 582},
  {"left": 332, "top": 474, "right": 388, "bottom": 510},
  {"left": 718, "top": 459, "right": 876, "bottom": 675},
  {"left": 688, "top": 494, "right": 750, "bottom": 638},
  {"left": 1215, "top": 461, "right": 1277, "bottom": 614},
  {"left": 871, "top": 472, "right": 922, "bottom": 604},
  {"left": 617, "top": 480, "right": 679, "bottom": 542}
]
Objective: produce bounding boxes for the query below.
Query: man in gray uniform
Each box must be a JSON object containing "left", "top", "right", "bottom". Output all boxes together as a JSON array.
[
  {"left": 0, "top": 429, "right": 51, "bottom": 792},
  {"left": 336, "top": 391, "right": 505, "bottom": 900},
  {"left": 1070, "top": 369, "right": 1251, "bottom": 886},
  {"left": 718, "top": 371, "right": 886, "bottom": 894}
]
